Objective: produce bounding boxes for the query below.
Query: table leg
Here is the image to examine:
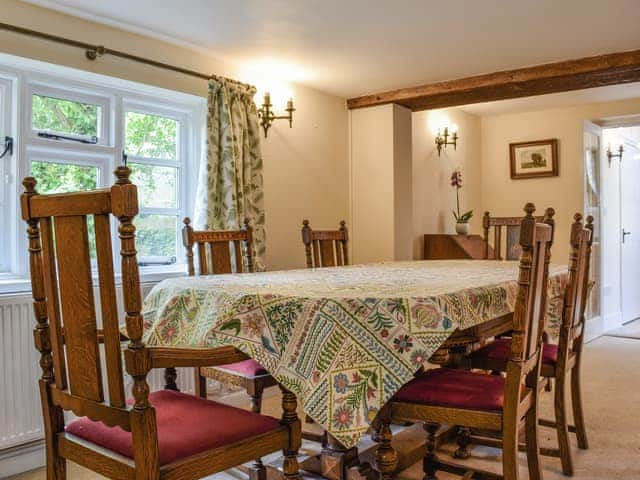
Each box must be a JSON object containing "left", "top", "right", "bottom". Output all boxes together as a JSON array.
[{"left": 320, "top": 434, "right": 360, "bottom": 480}]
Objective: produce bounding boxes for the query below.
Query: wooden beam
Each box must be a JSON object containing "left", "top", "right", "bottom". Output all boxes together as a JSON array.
[{"left": 346, "top": 49, "right": 640, "bottom": 111}]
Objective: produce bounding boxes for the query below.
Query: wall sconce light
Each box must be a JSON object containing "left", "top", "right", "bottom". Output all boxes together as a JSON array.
[
  {"left": 257, "top": 92, "right": 295, "bottom": 138},
  {"left": 435, "top": 125, "right": 459, "bottom": 156},
  {"left": 606, "top": 143, "right": 623, "bottom": 166}
]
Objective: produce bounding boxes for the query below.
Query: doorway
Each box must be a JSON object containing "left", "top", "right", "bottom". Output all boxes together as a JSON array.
[{"left": 591, "top": 122, "right": 640, "bottom": 332}]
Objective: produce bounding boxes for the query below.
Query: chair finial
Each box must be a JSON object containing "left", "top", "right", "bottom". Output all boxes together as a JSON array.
[
  {"left": 183, "top": 217, "right": 191, "bottom": 226},
  {"left": 23, "top": 177, "right": 38, "bottom": 194},
  {"left": 524, "top": 203, "right": 536, "bottom": 217},
  {"left": 544, "top": 207, "right": 555, "bottom": 219},
  {"left": 114, "top": 166, "right": 131, "bottom": 185},
  {"left": 573, "top": 212, "right": 583, "bottom": 223},
  {"left": 303, "top": 219, "right": 309, "bottom": 227}
]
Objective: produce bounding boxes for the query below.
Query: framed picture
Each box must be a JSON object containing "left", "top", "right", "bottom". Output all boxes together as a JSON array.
[{"left": 510, "top": 139, "right": 558, "bottom": 179}]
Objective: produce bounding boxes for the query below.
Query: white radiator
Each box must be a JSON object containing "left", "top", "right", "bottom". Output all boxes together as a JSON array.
[
  {"left": 0, "top": 295, "right": 42, "bottom": 450},
  {"left": 0, "top": 281, "right": 194, "bottom": 457}
]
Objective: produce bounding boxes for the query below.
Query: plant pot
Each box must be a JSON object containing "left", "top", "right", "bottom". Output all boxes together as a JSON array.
[{"left": 455, "top": 222, "right": 470, "bottom": 235}]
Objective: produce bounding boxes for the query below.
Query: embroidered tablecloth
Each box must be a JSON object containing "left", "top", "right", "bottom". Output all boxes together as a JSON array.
[{"left": 141, "top": 260, "right": 567, "bottom": 448}]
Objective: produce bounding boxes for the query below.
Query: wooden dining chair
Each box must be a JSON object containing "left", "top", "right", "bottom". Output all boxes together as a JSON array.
[
  {"left": 466, "top": 213, "right": 593, "bottom": 476},
  {"left": 373, "top": 203, "right": 553, "bottom": 480},
  {"left": 301, "top": 219, "right": 349, "bottom": 268},
  {"left": 20, "top": 167, "right": 300, "bottom": 480},
  {"left": 300, "top": 219, "right": 349, "bottom": 432},
  {"left": 182, "top": 217, "right": 279, "bottom": 412},
  {"left": 482, "top": 210, "right": 547, "bottom": 260}
]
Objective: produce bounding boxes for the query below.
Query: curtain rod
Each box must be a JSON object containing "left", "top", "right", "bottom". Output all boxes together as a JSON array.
[{"left": 0, "top": 22, "right": 253, "bottom": 89}]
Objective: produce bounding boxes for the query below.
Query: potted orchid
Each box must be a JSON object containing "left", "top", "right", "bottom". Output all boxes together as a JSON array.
[{"left": 451, "top": 168, "right": 473, "bottom": 235}]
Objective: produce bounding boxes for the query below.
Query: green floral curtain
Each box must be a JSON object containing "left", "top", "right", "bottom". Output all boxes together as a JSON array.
[{"left": 194, "top": 78, "right": 266, "bottom": 270}]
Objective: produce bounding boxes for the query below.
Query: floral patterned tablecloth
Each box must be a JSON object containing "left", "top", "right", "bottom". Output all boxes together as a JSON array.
[{"left": 142, "top": 260, "right": 567, "bottom": 448}]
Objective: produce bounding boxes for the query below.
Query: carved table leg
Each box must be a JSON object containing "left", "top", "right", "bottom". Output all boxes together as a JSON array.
[{"left": 164, "top": 367, "right": 179, "bottom": 391}]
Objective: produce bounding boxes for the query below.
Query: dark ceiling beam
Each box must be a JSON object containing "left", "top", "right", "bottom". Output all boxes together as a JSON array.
[{"left": 346, "top": 49, "right": 640, "bottom": 111}]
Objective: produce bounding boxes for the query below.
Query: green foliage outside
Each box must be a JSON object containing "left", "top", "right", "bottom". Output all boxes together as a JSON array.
[
  {"left": 125, "top": 111, "right": 177, "bottom": 159},
  {"left": 32, "top": 95, "right": 99, "bottom": 137},
  {"left": 135, "top": 214, "right": 177, "bottom": 258},
  {"left": 32, "top": 161, "right": 98, "bottom": 194}
]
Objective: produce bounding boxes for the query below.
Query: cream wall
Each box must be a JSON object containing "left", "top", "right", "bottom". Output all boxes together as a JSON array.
[
  {"left": 411, "top": 108, "right": 482, "bottom": 258},
  {"left": 0, "top": 0, "right": 349, "bottom": 271},
  {"left": 349, "top": 104, "right": 413, "bottom": 263}
]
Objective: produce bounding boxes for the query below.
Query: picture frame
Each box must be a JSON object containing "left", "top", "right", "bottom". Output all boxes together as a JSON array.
[{"left": 509, "top": 139, "right": 558, "bottom": 179}]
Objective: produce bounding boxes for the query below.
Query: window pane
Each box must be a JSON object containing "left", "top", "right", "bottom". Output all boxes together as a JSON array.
[
  {"left": 32, "top": 94, "right": 100, "bottom": 138},
  {"left": 129, "top": 163, "right": 177, "bottom": 208},
  {"left": 135, "top": 214, "right": 177, "bottom": 260},
  {"left": 32, "top": 161, "right": 98, "bottom": 194},
  {"left": 125, "top": 111, "right": 177, "bottom": 160}
]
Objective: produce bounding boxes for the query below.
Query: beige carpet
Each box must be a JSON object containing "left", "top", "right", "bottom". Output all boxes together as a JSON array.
[
  {"left": 7, "top": 336, "right": 640, "bottom": 480},
  {"left": 604, "top": 319, "right": 640, "bottom": 340}
]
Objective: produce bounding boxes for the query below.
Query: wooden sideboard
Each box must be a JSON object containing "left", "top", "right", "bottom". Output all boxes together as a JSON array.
[{"left": 423, "top": 234, "right": 491, "bottom": 260}]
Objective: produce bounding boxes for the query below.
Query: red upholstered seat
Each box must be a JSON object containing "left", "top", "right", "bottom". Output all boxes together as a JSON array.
[
  {"left": 65, "top": 390, "right": 280, "bottom": 465},
  {"left": 468, "top": 338, "right": 558, "bottom": 365},
  {"left": 216, "top": 359, "right": 269, "bottom": 377},
  {"left": 393, "top": 368, "right": 505, "bottom": 412}
]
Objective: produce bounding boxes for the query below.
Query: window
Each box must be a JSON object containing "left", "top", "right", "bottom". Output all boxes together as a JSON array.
[
  {"left": 0, "top": 59, "right": 204, "bottom": 288},
  {"left": 31, "top": 160, "right": 99, "bottom": 193},
  {"left": 32, "top": 94, "right": 101, "bottom": 140},
  {"left": 28, "top": 84, "right": 110, "bottom": 145},
  {"left": 125, "top": 109, "right": 183, "bottom": 265}
]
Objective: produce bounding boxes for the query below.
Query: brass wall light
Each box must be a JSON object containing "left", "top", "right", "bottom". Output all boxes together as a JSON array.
[
  {"left": 257, "top": 92, "right": 295, "bottom": 138},
  {"left": 435, "top": 125, "right": 459, "bottom": 156},
  {"left": 606, "top": 143, "right": 623, "bottom": 166}
]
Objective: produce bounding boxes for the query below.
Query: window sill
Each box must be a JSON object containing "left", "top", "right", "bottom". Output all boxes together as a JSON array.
[{"left": 0, "top": 265, "right": 186, "bottom": 296}]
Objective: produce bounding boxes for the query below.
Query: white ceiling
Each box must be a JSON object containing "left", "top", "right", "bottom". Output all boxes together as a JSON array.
[{"left": 22, "top": 0, "right": 640, "bottom": 99}]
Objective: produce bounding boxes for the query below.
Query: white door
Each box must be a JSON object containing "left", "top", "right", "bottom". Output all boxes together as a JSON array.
[{"left": 621, "top": 128, "right": 640, "bottom": 323}]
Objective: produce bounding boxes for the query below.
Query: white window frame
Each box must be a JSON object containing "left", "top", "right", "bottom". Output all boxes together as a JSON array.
[
  {"left": 27, "top": 82, "right": 112, "bottom": 146},
  {"left": 0, "top": 76, "right": 15, "bottom": 273},
  {"left": 26, "top": 146, "right": 110, "bottom": 191},
  {"left": 123, "top": 100, "right": 190, "bottom": 267},
  {"left": 0, "top": 53, "right": 205, "bottom": 293}
]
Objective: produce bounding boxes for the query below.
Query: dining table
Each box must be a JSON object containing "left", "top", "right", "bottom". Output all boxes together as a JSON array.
[{"left": 141, "top": 259, "right": 567, "bottom": 479}]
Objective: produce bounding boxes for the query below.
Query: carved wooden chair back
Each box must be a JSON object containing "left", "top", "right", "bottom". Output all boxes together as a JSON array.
[
  {"left": 301, "top": 219, "right": 349, "bottom": 268},
  {"left": 182, "top": 218, "right": 253, "bottom": 276},
  {"left": 482, "top": 211, "right": 549, "bottom": 260},
  {"left": 557, "top": 214, "right": 593, "bottom": 362},
  {"left": 21, "top": 167, "right": 155, "bottom": 456},
  {"left": 503, "top": 204, "right": 554, "bottom": 407}
]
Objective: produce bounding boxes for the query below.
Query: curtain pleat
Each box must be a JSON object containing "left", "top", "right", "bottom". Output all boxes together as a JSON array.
[{"left": 194, "top": 78, "right": 266, "bottom": 270}]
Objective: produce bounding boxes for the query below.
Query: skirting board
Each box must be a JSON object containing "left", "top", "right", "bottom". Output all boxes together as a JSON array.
[
  {"left": 584, "top": 312, "right": 624, "bottom": 343},
  {"left": 0, "top": 440, "right": 45, "bottom": 478}
]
